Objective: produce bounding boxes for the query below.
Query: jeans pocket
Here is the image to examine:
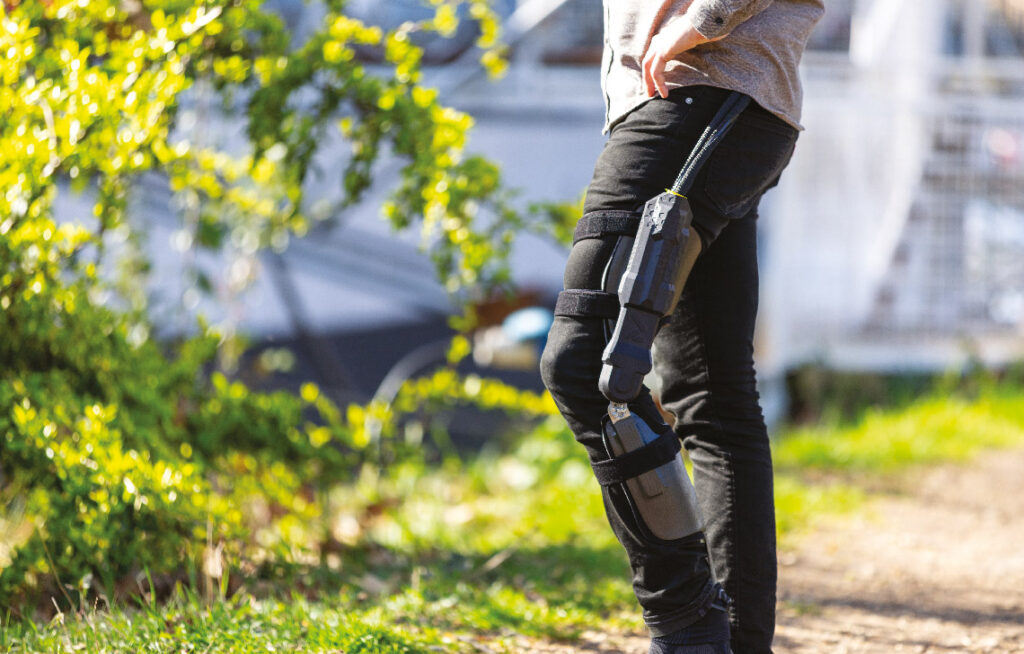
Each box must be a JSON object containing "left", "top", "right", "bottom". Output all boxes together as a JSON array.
[{"left": 702, "top": 117, "right": 798, "bottom": 220}]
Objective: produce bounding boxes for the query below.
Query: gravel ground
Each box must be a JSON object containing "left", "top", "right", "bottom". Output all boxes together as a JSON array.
[
  {"left": 494, "top": 448, "right": 1024, "bottom": 653},
  {"left": 774, "top": 448, "right": 1024, "bottom": 653}
]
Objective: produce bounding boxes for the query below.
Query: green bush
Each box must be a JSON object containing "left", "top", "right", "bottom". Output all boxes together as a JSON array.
[
  {"left": 0, "top": 295, "right": 342, "bottom": 609},
  {"left": 0, "top": 0, "right": 552, "bottom": 614}
]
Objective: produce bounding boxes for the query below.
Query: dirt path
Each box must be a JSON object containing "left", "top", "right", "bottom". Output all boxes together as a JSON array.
[
  {"left": 508, "top": 448, "right": 1024, "bottom": 653},
  {"left": 774, "top": 448, "right": 1024, "bottom": 653}
]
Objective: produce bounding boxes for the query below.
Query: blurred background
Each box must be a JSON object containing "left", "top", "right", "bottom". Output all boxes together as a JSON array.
[
  {"left": 50, "top": 0, "right": 1024, "bottom": 430},
  {"left": 5, "top": 0, "right": 1024, "bottom": 650}
]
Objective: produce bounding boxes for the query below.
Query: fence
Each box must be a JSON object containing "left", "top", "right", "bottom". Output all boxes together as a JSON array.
[{"left": 761, "top": 48, "right": 1024, "bottom": 372}]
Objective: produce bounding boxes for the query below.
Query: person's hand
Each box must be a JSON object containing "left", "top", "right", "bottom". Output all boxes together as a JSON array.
[{"left": 642, "top": 15, "right": 725, "bottom": 98}]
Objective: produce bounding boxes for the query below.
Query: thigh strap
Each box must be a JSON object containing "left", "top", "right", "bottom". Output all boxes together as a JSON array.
[
  {"left": 554, "top": 289, "right": 620, "bottom": 319},
  {"left": 573, "top": 210, "right": 641, "bottom": 244}
]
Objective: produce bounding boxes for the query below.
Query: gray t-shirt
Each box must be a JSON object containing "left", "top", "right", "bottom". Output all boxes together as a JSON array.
[{"left": 601, "top": 0, "right": 825, "bottom": 132}]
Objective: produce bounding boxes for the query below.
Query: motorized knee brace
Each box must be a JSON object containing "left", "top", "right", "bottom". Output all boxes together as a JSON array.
[{"left": 555, "top": 92, "right": 751, "bottom": 541}]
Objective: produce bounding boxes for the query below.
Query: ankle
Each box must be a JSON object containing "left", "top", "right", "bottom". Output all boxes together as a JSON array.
[
  {"left": 649, "top": 601, "right": 731, "bottom": 654},
  {"left": 653, "top": 604, "right": 730, "bottom": 644}
]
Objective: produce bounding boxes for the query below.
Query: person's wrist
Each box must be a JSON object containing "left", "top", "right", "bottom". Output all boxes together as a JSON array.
[{"left": 667, "top": 14, "right": 707, "bottom": 56}]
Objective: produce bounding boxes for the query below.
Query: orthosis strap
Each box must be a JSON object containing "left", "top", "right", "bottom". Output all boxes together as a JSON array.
[
  {"left": 572, "top": 210, "right": 642, "bottom": 245},
  {"left": 554, "top": 289, "right": 620, "bottom": 318},
  {"left": 590, "top": 429, "right": 681, "bottom": 487}
]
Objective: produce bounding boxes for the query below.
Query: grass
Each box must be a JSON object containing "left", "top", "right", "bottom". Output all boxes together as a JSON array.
[
  {"left": 3, "top": 591, "right": 443, "bottom": 653},
  {"left": 5, "top": 385, "right": 1024, "bottom": 652},
  {"left": 775, "top": 391, "right": 1024, "bottom": 472},
  {"left": 771, "top": 386, "right": 1024, "bottom": 540}
]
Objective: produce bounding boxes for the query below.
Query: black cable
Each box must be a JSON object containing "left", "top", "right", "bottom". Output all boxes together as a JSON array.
[{"left": 671, "top": 91, "right": 751, "bottom": 196}]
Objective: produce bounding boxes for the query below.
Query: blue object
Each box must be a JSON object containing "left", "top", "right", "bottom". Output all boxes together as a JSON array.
[{"left": 502, "top": 307, "right": 553, "bottom": 343}]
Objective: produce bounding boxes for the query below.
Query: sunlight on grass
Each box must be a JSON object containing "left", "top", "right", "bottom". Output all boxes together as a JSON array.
[
  {"left": 773, "top": 475, "right": 866, "bottom": 543},
  {"left": 6, "top": 389, "right": 1024, "bottom": 652},
  {"left": 771, "top": 388, "right": 1024, "bottom": 545},
  {"left": 2, "top": 591, "right": 443, "bottom": 654},
  {"left": 775, "top": 392, "right": 1024, "bottom": 473}
]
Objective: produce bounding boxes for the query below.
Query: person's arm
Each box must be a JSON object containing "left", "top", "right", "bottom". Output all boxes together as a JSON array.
[
  {"left": 687, "top": 0, "right": 774, "bottom": 40},
  {"left": 642, "top": 0, "right": 774, "bottom": 98}
]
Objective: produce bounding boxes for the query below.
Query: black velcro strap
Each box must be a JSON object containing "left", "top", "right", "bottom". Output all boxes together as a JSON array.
[
  {"left": 554, "top": 289, "right": 620, "bottom": 319},
  {"left": 590, "top": 430, "right": 681, "bottom": 487},
  {"left": 573, "top": 210, "right": 642, "bottom": 244}
]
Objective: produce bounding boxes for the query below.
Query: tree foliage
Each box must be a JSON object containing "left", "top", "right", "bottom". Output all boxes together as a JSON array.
[{"left": 0, "top": 0, "right": 554, "bottom": 612}]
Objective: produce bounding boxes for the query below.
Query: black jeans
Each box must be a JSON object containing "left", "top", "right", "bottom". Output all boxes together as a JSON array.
[{"left": 540, "top": 85, "right": 797, "bottom": 653}]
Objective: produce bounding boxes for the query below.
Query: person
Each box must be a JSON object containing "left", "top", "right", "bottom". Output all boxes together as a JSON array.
[{"left": 539, "top": 1, "right": 824, "bottom": 653}]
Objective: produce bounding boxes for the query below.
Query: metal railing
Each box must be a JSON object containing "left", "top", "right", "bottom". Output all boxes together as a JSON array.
[{"left": 762, "top": 47, "right": 1024, "bottom": 371}]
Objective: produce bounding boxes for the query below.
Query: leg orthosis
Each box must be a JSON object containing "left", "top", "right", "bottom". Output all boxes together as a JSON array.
[
  {"left": 554, "top": 207, "right": 704, "bottom": 541},
  {"left": 554, "top": 92, "right": 751, "bottom": 543}
]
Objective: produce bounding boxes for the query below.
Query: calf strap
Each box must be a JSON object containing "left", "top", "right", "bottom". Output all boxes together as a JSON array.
[{"left": 590, "top": 430, "right": 681, "bottom": 487}]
